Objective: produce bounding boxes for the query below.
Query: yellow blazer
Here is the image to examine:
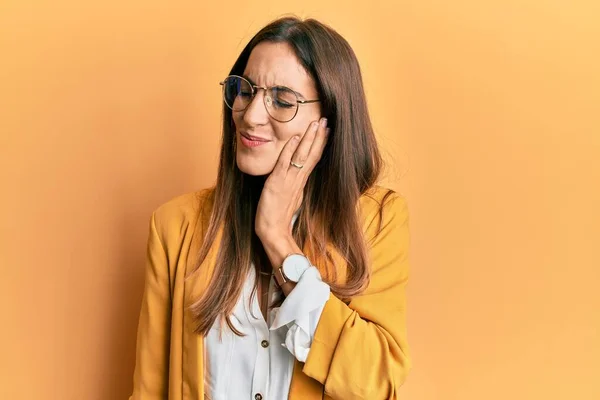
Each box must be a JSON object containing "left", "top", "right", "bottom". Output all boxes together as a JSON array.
[{"left": 129, "top": 185, "right": 411, "bottom": 399}]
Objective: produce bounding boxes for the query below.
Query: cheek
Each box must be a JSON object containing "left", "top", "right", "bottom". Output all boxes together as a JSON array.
[
  {"left": 275, "top": 128, "right": 297, "bottom": 143},
  {"left": 231, "top": 113, "right": 242, "bottom": 130},
  {"left": 274, "top": 119, "right": 312, "bottom": 143},
  {"left": 287, "top": 109, "right": 322, "bottom": 139}
]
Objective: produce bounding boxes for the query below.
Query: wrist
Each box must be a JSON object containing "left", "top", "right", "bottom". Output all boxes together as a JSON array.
[
  {"left": 255, "top": 226, "right": 293, "bottom": 245},
  {"left": 260, "top": 233, "right": 301, "bottom": 270}
]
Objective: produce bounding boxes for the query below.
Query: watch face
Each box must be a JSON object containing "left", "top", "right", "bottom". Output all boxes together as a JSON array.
[{"left": 282, "top": 254, "right": 311, "bottom": 282}]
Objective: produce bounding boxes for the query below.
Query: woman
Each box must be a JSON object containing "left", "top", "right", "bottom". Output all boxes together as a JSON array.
[{"left": 129, "top": 16, "right": 411, "bottom": 400}]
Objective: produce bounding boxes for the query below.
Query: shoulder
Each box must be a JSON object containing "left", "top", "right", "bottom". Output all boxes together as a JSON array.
[
  {"left": 359, "top": 185, "right": 408, "bottom": 216},
  {"left": 359, "top": 185, "right": 409, "bottom": 240},
  {"left": 151, "top": 186, "right": 216, "bottom": 242}
]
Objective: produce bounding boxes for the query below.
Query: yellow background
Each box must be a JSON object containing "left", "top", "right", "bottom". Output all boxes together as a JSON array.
[{"left": 1, "top": 1, "right": 598, "bottom": 399}]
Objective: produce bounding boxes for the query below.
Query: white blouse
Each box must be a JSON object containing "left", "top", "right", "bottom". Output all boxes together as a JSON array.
[{"left": 203, "top": 214, "right": 331, "bottom": 400}]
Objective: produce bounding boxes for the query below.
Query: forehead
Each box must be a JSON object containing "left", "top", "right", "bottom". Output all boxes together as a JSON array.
[{"left": 243, "top": 42, "right": 316, "bottom": 97}]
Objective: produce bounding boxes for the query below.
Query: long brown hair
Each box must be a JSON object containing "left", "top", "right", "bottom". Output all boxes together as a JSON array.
[{"left": 187, "top": 16, "right": 392, "bottom": 336}]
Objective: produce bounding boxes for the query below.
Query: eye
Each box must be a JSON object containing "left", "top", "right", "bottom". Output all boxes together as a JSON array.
[
  {"left": 274, "top": 98, "right": 294, "bottom": 108},
  {"left": 271, "top": 87, "right": 297, "bottom": 109}
]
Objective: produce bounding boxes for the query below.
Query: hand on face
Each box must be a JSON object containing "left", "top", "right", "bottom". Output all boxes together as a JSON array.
[{"left": 255, "top": 117, "right": 329, "bottom": 243}]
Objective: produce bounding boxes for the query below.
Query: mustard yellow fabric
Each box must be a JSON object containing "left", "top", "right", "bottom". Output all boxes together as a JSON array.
[{"left": 129, "top": 185, "right": 411, "bottom": 399}]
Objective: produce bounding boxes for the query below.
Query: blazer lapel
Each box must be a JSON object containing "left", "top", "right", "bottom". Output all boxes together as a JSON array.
[{"left": 182, "top": 212, "right": 224, "bottom": 400}]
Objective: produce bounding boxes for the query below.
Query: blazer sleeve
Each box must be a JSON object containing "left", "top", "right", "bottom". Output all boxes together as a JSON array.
[
  {"left": 302, "top": 193, "right": 412, "bottom": 399},
  {"left": 129, "top": 211, "right": 171, "bottom": 399}
]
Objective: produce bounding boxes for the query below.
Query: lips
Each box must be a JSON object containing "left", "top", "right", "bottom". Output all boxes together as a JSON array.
[
  {"left": 240, "top": 132, "right": 270, "bottom": 148},
  {"left": 240, "top": 131, "right": 271, "bottom": 142}
]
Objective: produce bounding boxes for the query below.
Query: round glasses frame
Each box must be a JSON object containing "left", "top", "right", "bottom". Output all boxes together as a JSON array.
[{"left": 219, "top": 75, "right": 320, "bottom": 123}]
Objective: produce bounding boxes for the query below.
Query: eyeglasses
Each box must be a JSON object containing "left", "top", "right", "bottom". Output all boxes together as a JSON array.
[{"left": 219, "top": 75, "right": 320, "bottom": 123}]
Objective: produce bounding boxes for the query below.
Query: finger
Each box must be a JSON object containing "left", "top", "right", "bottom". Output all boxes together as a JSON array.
[
  {"left": 306, "top": 119, "right": 329, "bottom": 164},
  {"left": 290, "top": 120, "right": 320, "bottom": 169},
  {"left": 275, "top": 134, "right": 302, "bottom": 173}
]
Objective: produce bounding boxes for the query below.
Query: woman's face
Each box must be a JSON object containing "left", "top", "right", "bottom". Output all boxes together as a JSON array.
[{"left": 232, "top": 41, "right": 322, "bottom": 176}]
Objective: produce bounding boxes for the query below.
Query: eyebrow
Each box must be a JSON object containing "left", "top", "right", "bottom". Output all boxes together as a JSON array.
[{"left": 242, "top": 74, "right": 307, "bottom": 100}]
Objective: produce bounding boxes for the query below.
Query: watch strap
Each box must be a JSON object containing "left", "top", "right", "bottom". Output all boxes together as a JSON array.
[{"left": 273, "top": 266, "right": 288, "bottom": 287}]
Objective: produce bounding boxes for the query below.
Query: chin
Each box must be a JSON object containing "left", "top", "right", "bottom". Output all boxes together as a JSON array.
[{"left": 236, "top": 153, "right": 275, "bottom": 176}]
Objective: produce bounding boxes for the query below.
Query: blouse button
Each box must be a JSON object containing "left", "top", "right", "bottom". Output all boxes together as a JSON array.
[
  {"left": 255, "top": 394, "right": 263, "bottom": 400},
  {"left": 261, "top": 340, "right": 269, "bottom": 348}
]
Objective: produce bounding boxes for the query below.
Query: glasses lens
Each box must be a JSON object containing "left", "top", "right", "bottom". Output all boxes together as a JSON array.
[
  {"left": 223, "top": 76, "right": 252, "bottom": 111},
  {"left": 266, "top": 87, "right": 298, "bottom": 122}
]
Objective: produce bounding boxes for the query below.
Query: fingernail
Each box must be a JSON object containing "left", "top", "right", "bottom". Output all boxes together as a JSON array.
[
  {"left": 293, "top": 135, "right": 301, "bottom": 142},
  {"left": 320, "top": 118, "right": 328, "bottom": 128},
  {"left": 312, "top": 121, "right": 319, "bottom": 130}
]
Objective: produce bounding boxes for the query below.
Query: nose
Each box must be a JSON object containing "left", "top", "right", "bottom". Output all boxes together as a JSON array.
[{"left": 242, "top": 89, "right": 270, "bottom": 127}]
